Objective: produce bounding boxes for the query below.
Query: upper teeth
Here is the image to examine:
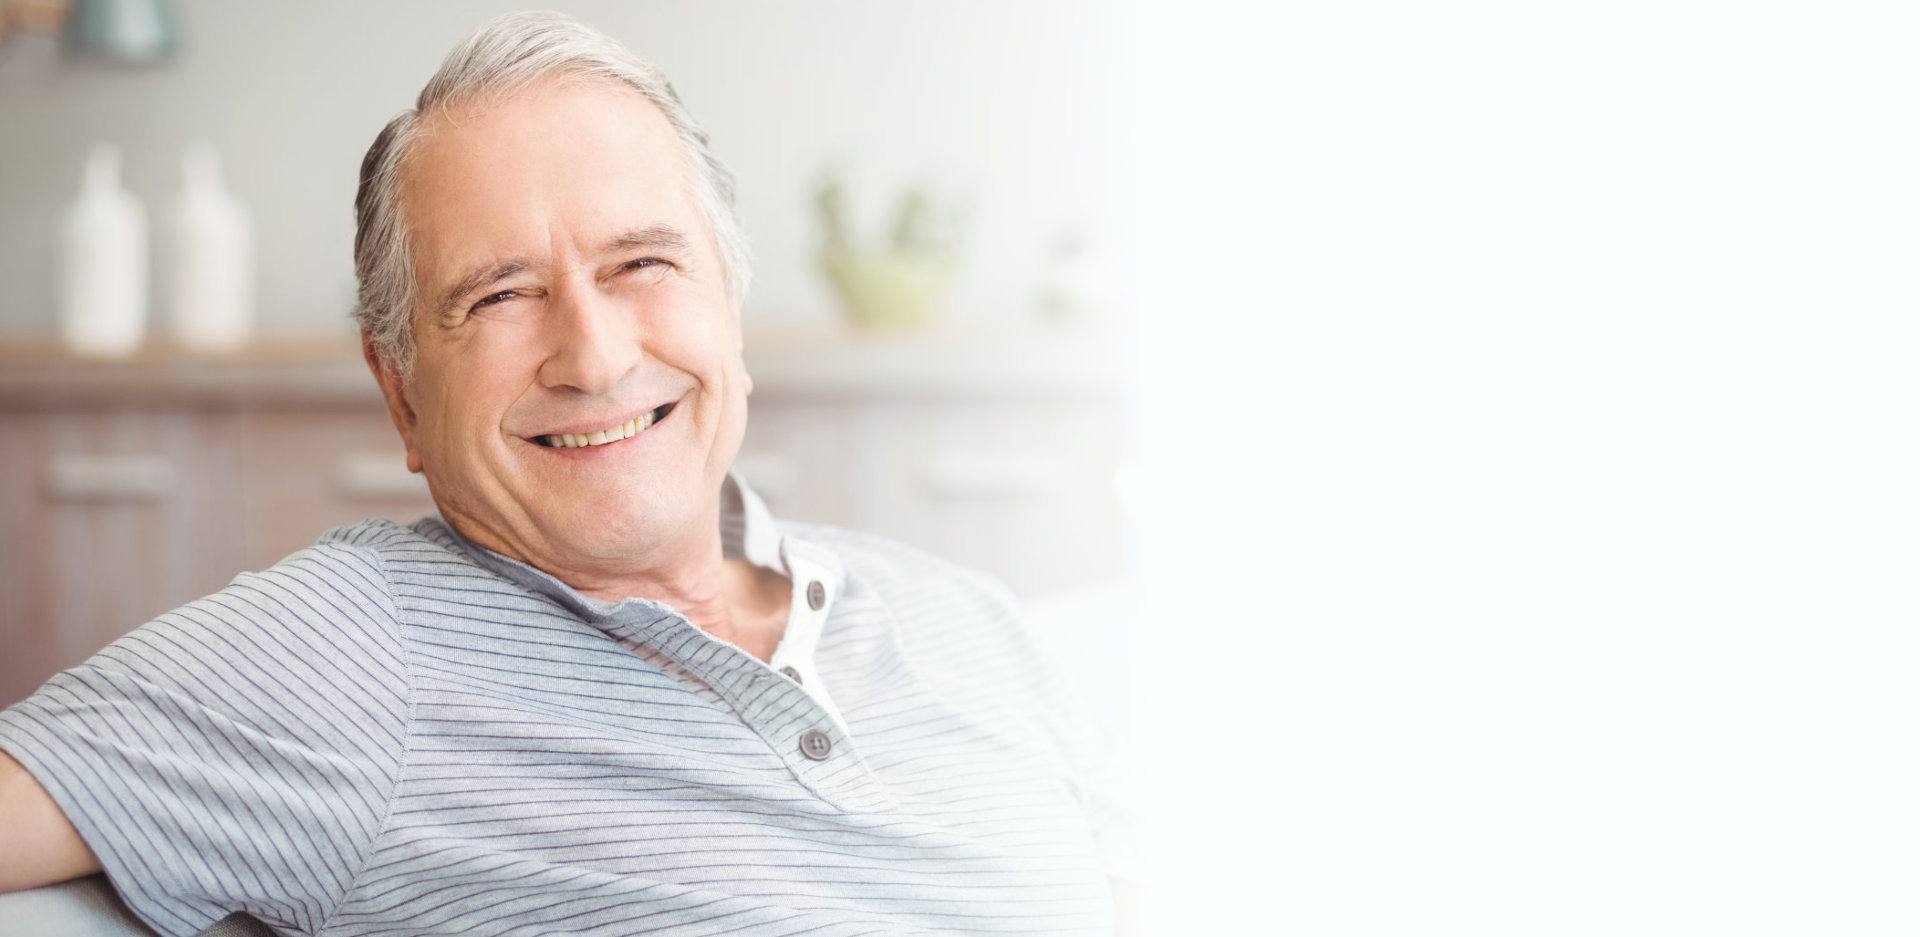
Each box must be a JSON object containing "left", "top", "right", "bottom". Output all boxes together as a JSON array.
[{"left": 543, "top": 411, "right": 654, "bottom": 449}]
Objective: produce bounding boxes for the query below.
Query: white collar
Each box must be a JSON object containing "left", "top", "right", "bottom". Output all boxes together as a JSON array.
[{"left": 725, "top": 471, "right": 851, "bottom": 731}]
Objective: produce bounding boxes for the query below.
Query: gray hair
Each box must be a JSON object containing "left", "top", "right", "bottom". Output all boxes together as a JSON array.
[{"left": 352, "top": 11, "right": 751, "bottom": 377}]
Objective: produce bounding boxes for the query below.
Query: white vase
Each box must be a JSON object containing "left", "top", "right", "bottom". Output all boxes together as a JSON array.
[
  {"left": 164, "top": 141, "right": 254, "bottom": 352},
  {"left": 58, "top": 144, "right": 149, "bottom": 357}
]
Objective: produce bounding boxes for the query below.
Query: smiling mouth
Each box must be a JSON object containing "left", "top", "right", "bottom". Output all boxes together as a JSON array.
[{"left": 532, "top": 402, "right": 677, "bottom": 449}]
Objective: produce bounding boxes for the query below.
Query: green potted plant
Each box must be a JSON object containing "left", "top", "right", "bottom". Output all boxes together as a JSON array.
[{"left": 814, "top": 169, "right": 961, "bottom": 330}]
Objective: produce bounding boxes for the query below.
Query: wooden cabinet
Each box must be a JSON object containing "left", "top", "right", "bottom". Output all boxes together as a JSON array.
[
  {"left": 236, "top": 409, "right": 431, "bottom": 571},
  {"left": 0, "top": 328, "right": 1129, "bottom": 705},
  {"left": 0, "top": 342, "right": 432, "bottom": 705},
  {"left": 0, "top": 408, "right": 246, "bottom": 696}
]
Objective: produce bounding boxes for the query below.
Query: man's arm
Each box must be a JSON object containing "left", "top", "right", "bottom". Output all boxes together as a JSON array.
[{"left": 0, "top": 748, "right": 101, "bottom": 892}]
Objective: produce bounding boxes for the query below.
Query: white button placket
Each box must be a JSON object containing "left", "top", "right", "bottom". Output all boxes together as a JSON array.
[{"left": 767, "top": 541, "right": 849, "bottom": 735}]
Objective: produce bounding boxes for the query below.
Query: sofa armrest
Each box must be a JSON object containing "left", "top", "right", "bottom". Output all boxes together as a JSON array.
[
  {"left": 0, "top": 874, "right": 161, "bottom": 937},
  {"left": 0, "top": 875, "right": 275, "bottom": 937}
]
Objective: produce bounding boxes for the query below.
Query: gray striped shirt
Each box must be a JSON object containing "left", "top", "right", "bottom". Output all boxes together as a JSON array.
[{"left": 0, "top": 477, "right": 1132, "bottom": 936}]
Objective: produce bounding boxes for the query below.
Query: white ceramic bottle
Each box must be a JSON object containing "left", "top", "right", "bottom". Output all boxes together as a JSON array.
[
  {"left": 57, "top": 144, "right": 149, "bottom": 356},
  {"left": 164, "top": 141, "right": 254, "bottom": 351}
]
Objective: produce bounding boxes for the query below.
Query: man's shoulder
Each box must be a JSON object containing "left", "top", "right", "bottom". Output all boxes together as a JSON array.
[
  {"left": 193, "top": 515, "right": 469, "bottom": 637},
  {"left": 313, "top": 513, "right": 459, "bottom": 556},
  {"left": 282, "top": 514, "right": 485, "bottom": 587},
  {"left": 28, "top": 519, "right": 425, "bottom": 732},
  {"left": 164, "top": 517, "right": 449, "bottom": 639}
]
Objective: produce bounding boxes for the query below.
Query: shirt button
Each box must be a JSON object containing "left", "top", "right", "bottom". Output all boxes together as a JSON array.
[
  {"left": 806, "top": 580, "right": 826, "bottom": 610},
  {"left": 779, "top": 665, "right": 803, "bottom": 685},
  {"left": 798, "top": 728, "right": 832, "bottom": 760}
]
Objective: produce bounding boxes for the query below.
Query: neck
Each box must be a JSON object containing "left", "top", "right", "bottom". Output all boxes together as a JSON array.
[
  {"left": 579, "top": 552, "right": 787, "bottom": 662},
  {"left": 449, "top": 512, "right": 793, "bottom": 662}
]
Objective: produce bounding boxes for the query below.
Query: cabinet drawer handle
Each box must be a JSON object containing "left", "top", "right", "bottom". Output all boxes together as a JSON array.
[
  {"left": 333, "top": 453, "right": 430, "bottom": 500},
  {"left": 923, "top": 451, "right": 1069, "bottom": 497},
  {"left": 45, "top": 454, "right": 175, "bottom": 501}
]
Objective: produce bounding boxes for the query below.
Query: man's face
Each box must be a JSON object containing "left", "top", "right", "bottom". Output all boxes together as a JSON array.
[{"left": 371, "top": 77, "right": 749, "bottom": 591}]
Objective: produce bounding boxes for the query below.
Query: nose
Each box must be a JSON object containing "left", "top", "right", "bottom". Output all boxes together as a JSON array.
[{"left": 536, "top": 278, "right": 643, "bottom": 396}]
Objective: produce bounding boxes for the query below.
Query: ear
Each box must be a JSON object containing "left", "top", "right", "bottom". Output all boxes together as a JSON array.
[{"left": 361, "top": 332, "right": 425, "bottom": 474}]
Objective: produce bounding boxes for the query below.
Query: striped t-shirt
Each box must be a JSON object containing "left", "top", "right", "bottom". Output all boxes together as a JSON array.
[{"left": 0, "top": 477, "right": 1133, "bottom": 936}]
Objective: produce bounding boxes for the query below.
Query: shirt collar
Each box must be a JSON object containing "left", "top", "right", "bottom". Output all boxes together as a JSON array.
[
  {"left": 720, "top": 468, "right": 784, "bottom": 570},
  {"left": 425, "top": 469, "right": 852, "bottom": 731}
]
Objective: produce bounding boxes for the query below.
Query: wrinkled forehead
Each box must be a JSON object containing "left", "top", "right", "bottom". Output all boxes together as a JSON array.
[{"left": 395, "top": 75, "right": 709, "bottom": 275}]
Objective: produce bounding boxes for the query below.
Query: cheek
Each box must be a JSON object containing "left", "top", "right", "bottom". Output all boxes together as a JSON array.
[
  {"left": 411, "top": 355, "right": 511, "bottom": 449},
  {"left": 644, "top": 279, "right": 739, "bottom": 363},
  {"left": 648, "top": 318, "right": 735, "bottom": 382},
  {"left": 404, "top": 380, "right": 461, "bottom": 464}
]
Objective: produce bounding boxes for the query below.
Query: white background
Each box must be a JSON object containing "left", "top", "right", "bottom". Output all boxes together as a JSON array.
[{"left": 1126, "top": 1, "right": 1920, "bottom": 932}]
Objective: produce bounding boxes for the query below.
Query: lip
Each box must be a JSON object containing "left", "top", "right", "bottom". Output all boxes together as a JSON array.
[
  {"left": 522, "top": 397, "right": 681, "bottom": 449},
  {"left": 538, "top": 407, "right": 655, "bottom": 438}
]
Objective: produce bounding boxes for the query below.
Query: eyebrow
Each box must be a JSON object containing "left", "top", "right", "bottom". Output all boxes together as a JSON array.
[
  {"left": 602, "top": 225, "right": 693, "bottom": 256},
  {"left": 432, "top": 225, "right": 696, "bottom": 319},
  {"left": 435, "top": 260, "right": 527, "bottom": 319}
]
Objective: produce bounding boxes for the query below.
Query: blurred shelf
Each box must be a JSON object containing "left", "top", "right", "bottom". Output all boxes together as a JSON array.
[
  {"left": 742, "top": 323, "right": 1128, "bottom": 401},
  {"left": 0, "top": 336, "right": 379, "bottom": 410},
  {"left": 0, "top": 322, "right": 1130, "bottom": 408}
]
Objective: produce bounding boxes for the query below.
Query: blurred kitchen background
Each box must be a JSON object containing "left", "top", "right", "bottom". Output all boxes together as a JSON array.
[{"left": 0, "top": 0, "right": 1141, "bottom": 706}]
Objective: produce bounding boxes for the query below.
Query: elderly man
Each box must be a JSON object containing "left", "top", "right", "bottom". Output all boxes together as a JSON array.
[{"left": 0, "top": 12, "right": 1137, "bottom": 937}]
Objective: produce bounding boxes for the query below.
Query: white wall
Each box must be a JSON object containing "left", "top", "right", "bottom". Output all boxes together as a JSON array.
[{"left": 0, "top": 0, "right": 1120, "bottom": 337}]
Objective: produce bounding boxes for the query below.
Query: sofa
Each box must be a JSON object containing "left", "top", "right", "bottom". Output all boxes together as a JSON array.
[{"left": 0, "top": 875, "right": 271, "bottom": 936}]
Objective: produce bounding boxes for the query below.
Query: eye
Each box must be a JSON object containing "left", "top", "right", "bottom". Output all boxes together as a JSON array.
[
  {"left": 469, "top": 290, "right": 516, "bottom": 312},
  {"left": 622, "top": 257, "right": 673, "bottom": 275}
]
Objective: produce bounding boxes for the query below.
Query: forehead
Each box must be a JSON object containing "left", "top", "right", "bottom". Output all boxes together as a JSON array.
[{"left": 397, "top": 76, "right": 703, "bottom": 281}]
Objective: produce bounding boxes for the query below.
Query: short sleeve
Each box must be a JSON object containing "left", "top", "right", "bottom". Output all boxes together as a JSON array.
[{"left": 0, "top": 543, "right": 411, "bottom": 937}]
